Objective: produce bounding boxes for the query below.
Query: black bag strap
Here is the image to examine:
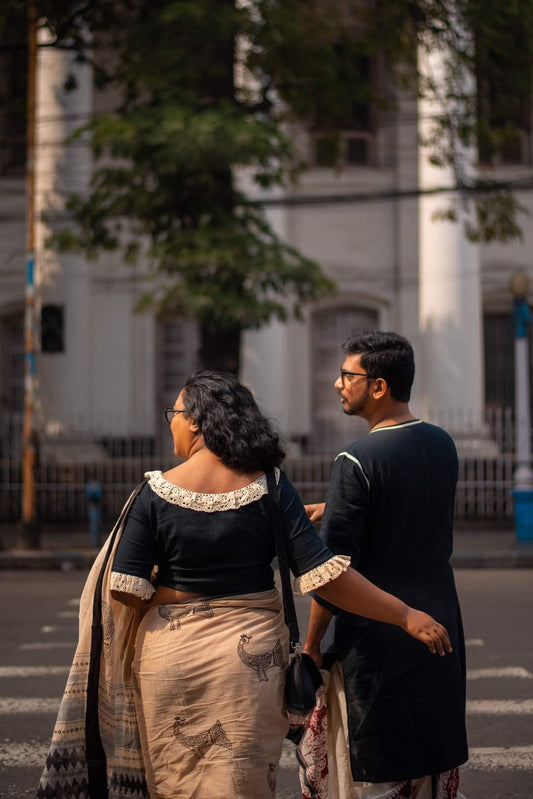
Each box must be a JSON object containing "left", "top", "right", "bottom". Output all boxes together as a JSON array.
[
  {"left": 266, "top": 469, "right": 300, "bottom": 651},
  {"left": 86, "top": 477, "right": 148, "bottom": 797}
]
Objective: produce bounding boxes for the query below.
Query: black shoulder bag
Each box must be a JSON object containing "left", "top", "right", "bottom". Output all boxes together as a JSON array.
[{"left": 266, "top": 470, "right": 323, "bottom": 719}]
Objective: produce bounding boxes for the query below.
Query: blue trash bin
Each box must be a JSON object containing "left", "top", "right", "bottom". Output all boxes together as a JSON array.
[{"left": 512, "top": 488, "right": 533, "bottom": 544}]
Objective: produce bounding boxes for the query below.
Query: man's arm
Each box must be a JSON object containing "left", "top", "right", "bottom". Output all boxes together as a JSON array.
[
  {"left": 302, "top": 455, "right": 368, "bottom": 667},
  {"left": 304, "top": 502, "right": 326, "bottom": 523},
  {"left": 302, "top": 597, "right": 333, "bottom": 668}
]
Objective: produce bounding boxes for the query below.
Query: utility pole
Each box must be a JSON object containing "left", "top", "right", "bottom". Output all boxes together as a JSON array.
[
  {"left": 20, "top": 0, "right": 40, "bottom": 547},
  {"left": 509, "top": 268, "right": 533, "bottom": 544}
]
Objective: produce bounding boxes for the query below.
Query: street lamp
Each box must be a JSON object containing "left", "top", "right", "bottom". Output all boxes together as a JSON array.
[{"left": 509, "top": 268, "right": 533, "bottom": 544}]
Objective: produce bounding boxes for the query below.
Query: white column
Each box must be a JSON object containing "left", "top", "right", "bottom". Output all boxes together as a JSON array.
[
  {"left": 515, "top": 335, "right": 531, "bottom": 480},
  {"left": 241, "top": 205, "right": 294, "bottom": 434},
  {"left": 35, "top": 28, "right": 94, "bottom": 433},
  {"left": 511, "top": 283, "right": 533, "bottom": 488},
  {"left": 417, "top": 39, "right": 489, "bottom": 452}
]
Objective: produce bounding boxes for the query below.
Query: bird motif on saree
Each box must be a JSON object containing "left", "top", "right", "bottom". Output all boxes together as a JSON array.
[
  {"left": 158, "top": 602, "right": 214, "bottom": 630},
  {"left": 237, "top": 634, "right": 286, "bottom": 681},
  {"left": 173, "top": 715, "right": 232, "bottom": 760}
]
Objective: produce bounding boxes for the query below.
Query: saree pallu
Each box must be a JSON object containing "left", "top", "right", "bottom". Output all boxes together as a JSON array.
[
  {"left": 37, "top": 480, "right": 150, "bottom": 799},
  {"left": 133, "top": 590, "right": 289, "bottom": 799}
]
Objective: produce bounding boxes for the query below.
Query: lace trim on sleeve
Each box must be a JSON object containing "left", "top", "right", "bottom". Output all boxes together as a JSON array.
[
  {"left": 110, "top": 571, "right": 155, "bottom": 600},
  {"left": 293, "top": 555, "right": 351, "bottom": 595}
]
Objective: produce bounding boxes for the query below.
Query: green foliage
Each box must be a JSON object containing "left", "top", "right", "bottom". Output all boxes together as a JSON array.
[
  {"left": 4, "top": 0, "right": 533, "bottom": 351},
  {"left": 431, "top": 186, "right": 528, "bottom": 243},
  {"left": 411, "top": 0, "right": 533, "bottom": 242},
  {"left": 35, "top": 0, "right": 340, "bottom": 363},
  {"left": 467, "top": 0, "right": 533, "bottom": 173},
  {"left": 465, "top": 187, "right": 529, "bottom": 243}
]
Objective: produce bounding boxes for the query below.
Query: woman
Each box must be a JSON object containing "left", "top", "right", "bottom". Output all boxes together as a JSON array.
[{"left": 38, "top": 371, "right": 450, "bottom": 799}]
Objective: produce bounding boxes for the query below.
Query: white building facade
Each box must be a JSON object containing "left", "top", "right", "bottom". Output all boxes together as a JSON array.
[{"left": 1, "top": 36, "right": 531, "bottom": 461}]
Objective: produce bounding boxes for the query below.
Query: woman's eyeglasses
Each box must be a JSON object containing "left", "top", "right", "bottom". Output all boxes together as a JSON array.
[{"left": 164, "top": 408, "right": 187, "bottom": 424}]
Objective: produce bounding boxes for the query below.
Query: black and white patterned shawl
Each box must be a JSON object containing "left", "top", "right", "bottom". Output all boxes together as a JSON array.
[{"left": 36, "top": 479, "right": 149, "bottom": 799}]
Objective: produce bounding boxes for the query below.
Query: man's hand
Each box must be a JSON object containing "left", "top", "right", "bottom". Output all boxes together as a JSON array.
[
  {"left": 302, "top": 646, "right": 323, "bottom": 669},
  {"left": 305, "top": 502, "right": 326, "bottom": 523},
  {"left": 402, "top": 609, "right": 453, "bottom": 656}
]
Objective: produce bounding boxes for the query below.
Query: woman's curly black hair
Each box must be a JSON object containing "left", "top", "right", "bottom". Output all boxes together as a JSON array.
[{"left": 181, "top": 371, "right": 285, "bottom": 472}]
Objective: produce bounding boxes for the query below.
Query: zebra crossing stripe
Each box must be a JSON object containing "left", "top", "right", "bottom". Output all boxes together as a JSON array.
[
  {"left": 467, "top": 699, "right": 533, "bottom": 715},
  {"left": 0, "top": 697, "right": 59, "bottom": 714},
  {"left": 0, "top": 666, "right": 69, "bottom": 678},
  {"left": 20, "top": 642, "right": 74, "bottom": 651},
  {"left": 467, "top": 745, "right": 533, "bottom": 770},
  {"left": 467, "top": 666, "right": 533, "bottom": 680},
  {"left": 281, "top": 740, "right": 297, "bottom": 768},
  {"left": 0, "top": 742, "right": 48, "bottom": 767},
  {"left": 5, "top": 697, "right": 529, "bottom": 717},
  {"left": 1, "top": 738, "right": 533, "bottom": 774}
]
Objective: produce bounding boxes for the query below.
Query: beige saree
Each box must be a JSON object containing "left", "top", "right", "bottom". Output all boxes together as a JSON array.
[{"left": 134, "top": 591, "right": 289, "bottom": 799}]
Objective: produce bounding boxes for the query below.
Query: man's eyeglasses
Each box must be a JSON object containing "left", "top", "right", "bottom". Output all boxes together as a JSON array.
[
  {"left": 339, "top": 369, "right": 372, "bottom": 386},
  {"left": 164, "top": 408, "right": 187, "bottom": 424}
]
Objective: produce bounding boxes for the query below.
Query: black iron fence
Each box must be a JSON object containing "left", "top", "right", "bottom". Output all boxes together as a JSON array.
[
  {"left": 0, "top": 408, "right": 517, "bottom": 524},
  {"left": 0, "top": 453, "right": 515, "bottom": 524}
]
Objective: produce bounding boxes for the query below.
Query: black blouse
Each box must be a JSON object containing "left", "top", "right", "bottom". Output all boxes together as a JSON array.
[{"left": 111, "top": 469, "right": 343, "bottom": 597}]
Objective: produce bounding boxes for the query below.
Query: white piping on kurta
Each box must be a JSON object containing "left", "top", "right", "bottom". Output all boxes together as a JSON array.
[
  {"left": 335, "top": 451, "right": 370, "bottom": 491},
  {"left": 370, "top": 419, "right": 423, "bottom": 433}
]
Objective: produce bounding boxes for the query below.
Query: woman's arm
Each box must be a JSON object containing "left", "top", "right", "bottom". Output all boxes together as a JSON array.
[
  {"left": 279, "top": 475, "right": 451, "bottom": 656},
  {"left": 110, "top": 486, "right": 157, "bottom": 606},
  {"left": 110, "top": 589, "right": 151, "bottom": 609},
  {"left": 314, "top": 567, "right": 452, "bottom": 656}
]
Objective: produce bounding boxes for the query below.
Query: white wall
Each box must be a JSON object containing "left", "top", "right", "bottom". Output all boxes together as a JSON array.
[
  {"left": 18, "top": 31, "right": 155, "bottom": 439},
  {"left": 6, "top": 39, "right": 533, "bottom": 451},
  {"left": 242, "top": 94, "right": 421, "bottom": 443}
]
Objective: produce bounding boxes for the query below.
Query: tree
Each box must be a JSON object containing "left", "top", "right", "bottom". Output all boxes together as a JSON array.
[
  {"left": 3, "top": 0, "right": 533, "bottom": 370},
  {"left": 43, "top": 0, "right": 345, "bottom": 373}
]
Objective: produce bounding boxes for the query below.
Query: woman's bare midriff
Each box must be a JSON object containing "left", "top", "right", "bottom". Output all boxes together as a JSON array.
[{"left": 150, "top": 585, "right": 205, "bottom": 606}]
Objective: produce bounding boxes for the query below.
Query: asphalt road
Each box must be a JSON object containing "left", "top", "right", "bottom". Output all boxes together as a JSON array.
[{"left": 0, "top": 569, "right": 532, "bottom": 798}]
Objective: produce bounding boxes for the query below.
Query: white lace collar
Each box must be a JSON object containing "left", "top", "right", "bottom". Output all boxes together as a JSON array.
[{"left": 145, "top": 468, "right": 280, "bottom": 512}]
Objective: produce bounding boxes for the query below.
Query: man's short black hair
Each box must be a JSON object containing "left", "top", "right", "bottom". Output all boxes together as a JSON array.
[{"left": 342, "top": 331, "right": 415, "bottom": 402}]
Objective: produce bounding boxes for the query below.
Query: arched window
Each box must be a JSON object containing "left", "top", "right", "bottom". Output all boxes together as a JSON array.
[
  {"left": 156, "top": 318, "right": 199, "bottom": 454},
  {"left": 311, "top": 307, "right": 378, "bottom": 453},
  {"left": 483, "top": 312, "right": 515, "bottom": 410}
]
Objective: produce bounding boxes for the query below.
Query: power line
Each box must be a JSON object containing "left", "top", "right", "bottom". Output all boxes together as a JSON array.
[
  {"left": 3, "top": 175, "right": 533, "bottom": 211},
  {"left": 253, "top": 180, "right": 533, "bottom": 208}
]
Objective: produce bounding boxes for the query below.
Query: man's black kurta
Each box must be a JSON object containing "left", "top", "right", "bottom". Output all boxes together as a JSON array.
[{"left": 319, "top": 419, "right": 468, "bottom": 782}]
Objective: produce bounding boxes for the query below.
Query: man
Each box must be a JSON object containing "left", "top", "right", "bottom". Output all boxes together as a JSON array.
[{"left": 301, "top": 331, "right": 468, "bottom": 799}]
